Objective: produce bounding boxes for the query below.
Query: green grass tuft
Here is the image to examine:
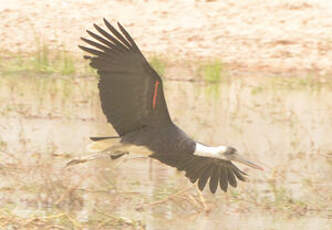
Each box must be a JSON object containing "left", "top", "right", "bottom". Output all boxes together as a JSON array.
[
  {"left": 32, "top": 44, "right": 53, "bottom": 73},
  {"left": 201, "top": 60, "right": 224, "bottom": 83},
  {"left": 0, "top": 41, "right": 76, "bottom": 76},
  {"left": 61, "top": 51, "right": 76, "bottom": 75},
  {"left": 149, "top": 56, "right": 166, "bottom": 77}
]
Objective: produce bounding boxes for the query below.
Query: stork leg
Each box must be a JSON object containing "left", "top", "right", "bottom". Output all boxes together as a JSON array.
[
  {"left": 66, "top": 151, "right": 129, "bottom": 167},
  {"left": 196, "top": 187, "right": 209, "bottom": 212}
]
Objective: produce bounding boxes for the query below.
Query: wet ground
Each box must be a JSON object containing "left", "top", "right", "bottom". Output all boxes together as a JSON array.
[{"left": 0, "top": 69, "right": 331, "bottom": 229}]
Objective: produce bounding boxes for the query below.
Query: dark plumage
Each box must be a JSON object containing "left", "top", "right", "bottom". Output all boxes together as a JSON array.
[{"left": 79, "top": 19, "right": 256, "bottom": 193}]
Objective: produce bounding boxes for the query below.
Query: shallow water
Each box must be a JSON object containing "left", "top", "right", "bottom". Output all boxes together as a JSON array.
[{"left": 0, "top": 73, "right": 331, "bottom": 229}]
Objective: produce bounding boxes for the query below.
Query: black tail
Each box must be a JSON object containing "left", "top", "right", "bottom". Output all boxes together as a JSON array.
[{"left": 90, "top": 136, "right": 120, "bottom": 141}]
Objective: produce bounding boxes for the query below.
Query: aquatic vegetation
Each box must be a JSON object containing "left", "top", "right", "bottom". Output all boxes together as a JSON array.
[{"left": 200, "top": 60, "right": 224, "bottom": 83}]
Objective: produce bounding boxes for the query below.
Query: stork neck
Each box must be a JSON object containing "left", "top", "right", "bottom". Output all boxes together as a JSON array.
[{"left": 193, "top": 143, "right": 227, "bottom": 159}]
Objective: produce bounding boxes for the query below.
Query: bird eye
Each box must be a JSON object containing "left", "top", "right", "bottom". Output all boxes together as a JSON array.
[{"left": 225, "top": 147, "right": 237, "bottom": 155}]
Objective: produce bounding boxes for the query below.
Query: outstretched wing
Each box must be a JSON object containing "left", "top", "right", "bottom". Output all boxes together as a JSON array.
[
  {"left": 151, "top": 153, "right": 247, "bottom": 193},
  {"left": 79, "top": 19, "right": 171, "bottom": 136}
]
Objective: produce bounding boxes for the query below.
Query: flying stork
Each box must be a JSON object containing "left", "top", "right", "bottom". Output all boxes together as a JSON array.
[{"left": 78, "top": 19, "right": 263, "bottom": 193}]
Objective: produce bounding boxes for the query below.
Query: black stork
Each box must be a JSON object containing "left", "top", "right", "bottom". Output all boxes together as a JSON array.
[{"left": 78, "top": 19, "right": 263, "bottom": 193}]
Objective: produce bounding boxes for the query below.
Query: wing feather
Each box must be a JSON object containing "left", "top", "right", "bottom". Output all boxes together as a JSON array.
[
  {"left": 185, "top": 159, "right": 211, "bottom": 183},
  {"left": 209, "top": 166, "right": 219, "bottom": 193},
  {"left": 198, "top": 166, "right": 213, "bottom": 191},
  {"left": 86, "top": 30, "right": 121, "bottom": 53},
  {"left": 227, "top": 167, "right": 237, "bottom": 187},
  {"left": 233, "top": 168, "right": 247, "bottom": 181},
  {"left": 93, "top": 23, "right": 129, "bottom": 51},
  {"left": 152, "top": 153, "right": 247, "bottom": 193},
  {"left": 80, "top": 19, "right": 171, "bottom": 136},
  {"left": 79, "top": 45, "right": 106, "bottom": 56},
  {"left": 103, "top": 19, "right": 132, "bottom": 48},
  {"left": 80, "top": 37, "right": 112, "bottom": 53},
  {"left": 219, "top": 166, "right": 228, "bottom": 192}
]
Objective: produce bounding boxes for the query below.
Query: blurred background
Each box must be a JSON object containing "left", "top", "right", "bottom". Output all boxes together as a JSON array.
[{"left": 0, "top": 0, "right": 331, "bottom": 229}]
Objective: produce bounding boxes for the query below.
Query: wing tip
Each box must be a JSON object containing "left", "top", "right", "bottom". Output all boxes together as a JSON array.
[
  {"left": 102, "top": 18, "right": 122, "bottom": 28},
  {"left": 117, "top": 21, "right": 123, "bottom": 29},
  {"left": 93, "top": 23, "right": 101, "bottom": 31},
  {"left": 78, "top": 45, "right": 85, "bottom": 50},
  {"left": 86, "top": 29, "right": 94, "bottom": 36},
  {"left": 103, "top": 18, "right": 111, "bottom": 27}
]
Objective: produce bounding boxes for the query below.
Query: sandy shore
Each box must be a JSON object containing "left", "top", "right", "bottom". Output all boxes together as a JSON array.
[{"left": 0, "top": 0, "right": 331, "bottom": 74}]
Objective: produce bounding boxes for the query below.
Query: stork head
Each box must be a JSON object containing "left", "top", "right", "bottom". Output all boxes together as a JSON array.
[
  {"left": 194, "top": 143, "right": 263, "bottom": 170},
  {"left": 222, "top": 146, "right": 263, "bottom": 170}
]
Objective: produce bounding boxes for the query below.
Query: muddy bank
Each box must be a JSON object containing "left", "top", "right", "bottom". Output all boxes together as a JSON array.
[{"left": 0, "top": 0, "right": 331, "bottom": 74}]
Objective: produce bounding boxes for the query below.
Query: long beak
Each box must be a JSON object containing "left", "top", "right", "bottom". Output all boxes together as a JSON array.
[{"left": 231, "top": 153, "right": 264, "bottom": 171}]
